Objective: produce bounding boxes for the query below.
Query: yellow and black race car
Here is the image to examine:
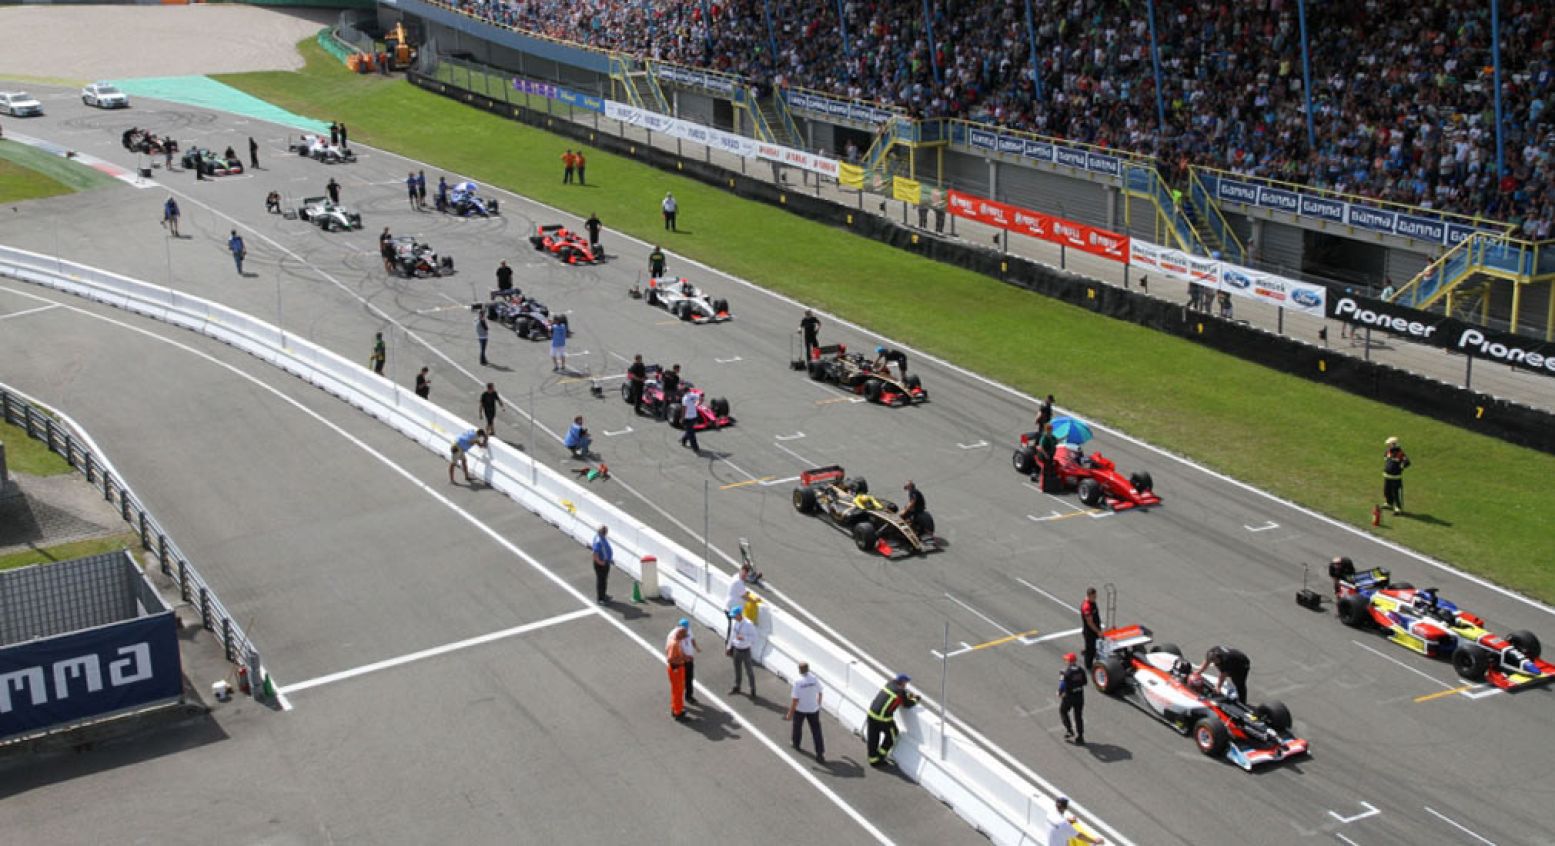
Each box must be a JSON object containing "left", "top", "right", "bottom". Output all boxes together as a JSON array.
[{"left": 791, "top": 466, "right": 937, "bottom": 557}]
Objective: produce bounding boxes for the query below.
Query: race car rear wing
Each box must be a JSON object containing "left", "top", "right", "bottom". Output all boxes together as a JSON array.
[
  {"left": 800, "top": 465, "right": 846, "bottom": 486},
  {"left": 1343, "top": 567, "right": 1392, "bottom": 591},
  {"left": 1100, "top": 624, "right": 1154, "bottom": 651}
]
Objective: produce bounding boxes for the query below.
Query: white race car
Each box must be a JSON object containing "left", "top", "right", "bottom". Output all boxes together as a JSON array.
[
  {"left": 288, "top": 134, "right": 356, "bottom": 164},
  {"left": 82, "top": 82, "right": 129, "bottom": 109},
  {"left": 644, "top": 276, "right": 732, "bottom": 324},
  {"left": 297, "top": 196, "right": 363, "bottom": 232}
]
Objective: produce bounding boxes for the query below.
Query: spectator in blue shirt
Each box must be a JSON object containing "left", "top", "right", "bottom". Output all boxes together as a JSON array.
[
  {"left": 448, "top": 428, "right": 488, "bottom": 484},
  {"left": 564, "top": 415, "right": 591, "bottom": 459},
  {"left": 591, "top": 525, "right": 613, "bottom": 605},
  {"left": 227, "top": 231, "right": 246, "bottom": 275}
]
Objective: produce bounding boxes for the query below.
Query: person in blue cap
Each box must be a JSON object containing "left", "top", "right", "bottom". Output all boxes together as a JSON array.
[
  {"left": 866, "top": 672, "right": 919, "bottom": 766},
  {"left": 873, "top": 345, "right": 908, "bottom": 381}
]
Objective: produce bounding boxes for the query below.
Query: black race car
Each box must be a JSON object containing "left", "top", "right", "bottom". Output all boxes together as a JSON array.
[
  {"left": 791, "top": 466, "right": 936, "bottom": 556},
  {"left": 805, "top": 344, "right": 926, "bottom": 406}
]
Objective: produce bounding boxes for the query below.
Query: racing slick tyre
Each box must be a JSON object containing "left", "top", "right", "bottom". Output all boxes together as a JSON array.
[
  {"left": 792, "top": 486, "right": 818, "bottom": 514},
  {"left": 710, "top": 397, "right": 731, "bottom": 418},
  {"left": 1452, "top": 644, "right": 1490, "bottom": 681},
  {"left": 619, "top": 383, "right": 633, "bottom": 404},
  {"left": 515, "top": 317, "right": 535, "bottom": 338},
  {"left": 1336, "top": 594, "right": 1371, "bottom": 628},
  {"left": 646, "top": 289, "right": 660, "bottom": 306},
  {"left": 714, "top": 298, "right": 729, "bottom": 314},
  {"left": 807, "top": 361, "right": 826, "bottom": 381},
  {"left": 852, "top": 521, "right": 879, "bottom": 553},
  {"left": 863, "top": 381, "right": 882, "bottom": 403},
  {"left": 850, "top": 478, "right": 869, "bottom": 494},
  {"left": 676, "top": 302, "right": 694, "bottom": 322},
  {"left": 1390, "top": 582, "right": 1414, "bottom": 591},
  {"left": 1256, "top": 701, "right": 1293, "bottom": 732},
  {"left": 1508, "top": 630, "right": 1542, "bottom": 660},
  {"left": 1077, "top": 478, "right": 1104, "bottom": 507},
  {"left": 905, "top": 374, "right": 922, "bottom": 390},
  {"left": 1012, "top": 447, "right": 1036, "bottom": 475},
  {"left": 1150, "top": 643, "right": 1183, "bottom": 658},
  {"left": 1130, "top": 471, "right": 1154, "bottom": 492},
  {"left": 1092, "top": 655, "right": 1126, "bottom": 695},
  {"left": 1193, "top": 717, "right": 1230, "bottom": 758}
]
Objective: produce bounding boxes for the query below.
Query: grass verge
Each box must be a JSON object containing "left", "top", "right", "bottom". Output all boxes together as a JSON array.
[
  {"left": 2, "top": 419, "right": 73, "bottom": 476},
  {"left": 0, "top": 534, "right": 139, "bottom": 572},
  {"left": 0, "top": 138, "right": 117, "bottom": 198},
  {"left": 217, "top": 42, "right": 1555, "bottom": 603}
]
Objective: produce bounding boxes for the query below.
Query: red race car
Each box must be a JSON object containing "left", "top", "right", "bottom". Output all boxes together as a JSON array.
[
  {"left": 530, "top": 224, "right": 601, "bottom": 264},
  {"left": 1012, "top": 438, "right": 1159, "bottom": 510},
  {"left": 620, "top": 365, "right": 733, "bottom": 430}
]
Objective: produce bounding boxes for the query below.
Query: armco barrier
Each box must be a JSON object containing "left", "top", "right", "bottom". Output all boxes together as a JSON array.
[
  {"left": 0, "top": 244, "right": 1118, "bottom": 846},
  {"left": 408, "top": 70, "right": 1555, "bottom": 455}
]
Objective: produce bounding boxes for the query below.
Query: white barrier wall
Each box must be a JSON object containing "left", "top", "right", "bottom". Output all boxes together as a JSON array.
[{"left": 0, "top": 245, "right": 1116, "bottom": 846}]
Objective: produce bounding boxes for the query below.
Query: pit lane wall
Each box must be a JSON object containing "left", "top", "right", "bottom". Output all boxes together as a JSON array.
[
  {"left": 407, "top": 70, "right": 1555, "bottom": 454},
  {"left": 0, "top": 243, "right": 1117, "bottom": 846}
]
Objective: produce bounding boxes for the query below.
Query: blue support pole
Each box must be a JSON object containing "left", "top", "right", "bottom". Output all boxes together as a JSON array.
[
  {"left": 922, "top": 0, "right": 943, "bottom": 89},
  {"left": 1491, "top": 0, "right": 1506, "bottom": 178},
  {"left": 760, "top": 0, "right": 779, "bottom": 64},
  {"left": 835, "top": 0, "right": 852, "bottom": 65},
  {"left": 1023, "top": 0, "right": 1043, "bottom": 102},
  {"left": 699, "top": 0, "right": 714, "bottom": 53},
  {"left": 1145, "top": 0, "right": 1168, "bottom": 134},
  {"left": 1297, "top": 0, "right": 1317, "bottom": 152}
]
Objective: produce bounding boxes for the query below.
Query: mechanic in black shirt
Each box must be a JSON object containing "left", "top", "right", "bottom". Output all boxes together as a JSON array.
[
  {"left": 1036, "top": 394, "right": 1055, "bottom": 431},
  {"left": 1058, "top": 652, "right": 1088, "bottom": 745},
  {"left": 1080, "top": 586, "right": 1103, "bottom": 668},
  {"left": 799, "top": 309, "right": 821, "bottom": 358},
  {"left": 496, "top": 260, "right": 514, "bottom": 292},
  {"left": 326, "top": 178, "right": 341, "bottom": 204},
  {"left": 584, "top": 213, "right": 603, "bottom": 252},
  {"left": 1196, "top": 645, "right": 1251, "bottom": 703},
  {"left": 626, "top": 354, "right": 648, "bottom": 414},
  {"left": 900, "top": 480, "right": 927, "bottom": 534},
  {"left": 874, "top": 346, "right": 908, "bottom": 381},
  {"left": 649, "top": 246, "right": 666, "bottom": 278}
]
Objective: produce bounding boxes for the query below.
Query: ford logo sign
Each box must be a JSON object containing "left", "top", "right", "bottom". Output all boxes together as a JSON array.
[
  {"left": 1223, "top": 270, "right": 1252, "bottom": 290},
  {"left": 1292, "top": 289, "right": 1322, "bottom": 308}
]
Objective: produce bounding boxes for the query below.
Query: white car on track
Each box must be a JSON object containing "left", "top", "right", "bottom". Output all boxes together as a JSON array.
[
  {"left": 0, "top": 91, "right": 44, "bottom": 117},
  {"left": 81, "top": 82, "right": 129, "bottom": 109},
  {"left": 643, "top": 276, "right": 732, "bottom": 323}
]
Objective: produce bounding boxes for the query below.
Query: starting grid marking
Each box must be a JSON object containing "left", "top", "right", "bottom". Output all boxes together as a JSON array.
[{"left": 1352, "top": 640, "right": 1499, "bottom": 703}]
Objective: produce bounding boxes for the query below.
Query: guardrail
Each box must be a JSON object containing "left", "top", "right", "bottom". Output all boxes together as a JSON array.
[
  {"left": 0, "top": 383, "right": 259, "bottom": 672},
  {"left": 0, "top": 243, "right": 1124, "bottom": 846}
]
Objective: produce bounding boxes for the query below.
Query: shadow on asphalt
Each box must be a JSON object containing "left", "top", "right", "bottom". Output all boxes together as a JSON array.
[
  {"left": 0, "top": 712, "right": 228, "bottom": 799},
  {"left": 1080, "top": 740, "right": 1132, "bottom": 764},
  {"left": 816, "top": 755, "right": 867, "bottom": 779},
  {"left": 679, "top": 701, "right": 739, "bottom": 742}
]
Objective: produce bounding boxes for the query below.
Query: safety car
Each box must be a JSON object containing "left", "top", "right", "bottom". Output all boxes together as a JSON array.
[
  {"left": 791, "top": 466, "right": 937, "bottom": 557},
  {"left": 82, "top": 83, "right": 129, "bottom": 109},
  {"left": 529, "top": 224, "right": 601, "bottom": 265},
  {"left": 296, "top": 196, "right": 363, "bottom": 232},
  {"left": 803, "top": 344, "right": 926, "bottom": 406},
  {"left": 0, "top": 92, "right": 43, "bottom": 117},
  {"left": 1012, "top": 438, "right": 1159, "bottom": 510},
  {"left": 1332, "top": 563, "right": 1555, "bottom": 690},
  {"left": 620, "top": 365, "right": 733, "bottom": 429},
  {"left": 643, "top": 277, "right": 731, "bottom": 323},
  {"left": 1092, "top": 625, "right": 1308, "bottom": 770}
]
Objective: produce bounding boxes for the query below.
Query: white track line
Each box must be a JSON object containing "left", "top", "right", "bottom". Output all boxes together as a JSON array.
[
  {"left": 1423, "top": 807, "right": 1497, "bottom": 845},
  {"left": 944, "top": 592, "right": 1018, "bottom": 638},
  {"left": 0, "top": 303, "right": 59, "bottom": 322},
  {"left": 1014, "top": 576, "right": 1079, "bottom": 612},
  {"left": 1351, "top": 640, "right": 1456, "bottom": 690},
  {"left": 281, "top": 608, "right": 594, "bottom": 694},
  {"left": 0, "top": 281, "right": 895, "bottom": 846}
]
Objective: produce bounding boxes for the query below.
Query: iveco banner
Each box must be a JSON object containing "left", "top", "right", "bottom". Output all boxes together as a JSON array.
[
  {"left": 1327, "top": 295, "right": 1555, "bottom": 377},
  {"left": 0, "top": 613, "right": 182, "bottom": 740}
]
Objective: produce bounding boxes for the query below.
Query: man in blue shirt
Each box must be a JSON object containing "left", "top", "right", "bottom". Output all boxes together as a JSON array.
[
  {"left": 448, "top": 428, "right": 488, "bottom": 484},
  {"left": 564, "top": 415, "right": 591, "bottom": 458},
  {"left": 591, "top": 525, "right": 613, "bottom": 605},
  {"left": 227, "top": 231, "right": 246, "bottom": 275}
]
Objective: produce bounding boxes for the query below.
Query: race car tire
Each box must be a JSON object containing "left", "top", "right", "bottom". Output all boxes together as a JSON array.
[
  {"left": 1256, "top": 701, "right": 1292, "bottom": 732},
  {"left": 1093, "top": 655, "right": 1125, "bottom": 695},
  {"left": 850, "top": 478, "right": 869, "bottom": 495},
  {"left": 792, "top": 487, "right": 817, "bottom": 514},
  {"left": 1336, "top": 595, "right": 1371, "bottom": 628},
  {"left": 710, "top": 397, "right": 731, "bottom": 417},
  {"left": 1012, "top": 447, "right": 1036, "bottom": 475},
  {"left": 646, "top": 289, "right": 660, "bottom": 306},
  {"left": 1193, "top": 717, "right": 1230, "bottom": 758},
  {"left": 1452, "top": 644, "right": 1490, "bottom": 681},
  {"left": 515, "top": 317, "right": 535, "bottom": 338},
  {"left": 863, "top": 381, "right": 882, "bottom": 403},
  {"left": 1508, "top": 630, "right": 1542, "bottom": 660},
  {"left": 714, "top": 298, "right": 729, "bottom": 314},
  {"left": 1131, "top": 471, "right": 1154, "bottom": 492},
  {"left": 1391, "top": 582, "right": 1415, "bottom": 591},
  {"left": 677, "top": 302, "right": 693, "bottom": 322},
  {"left": 1077, "top": 478, "right": 1104, "bottom": 507},
  {"left": 905, "top": 374, "right": 922, "bottom": 390},
  {"left": 852, "top": 521, "right": 879, "bottom": 553},
  {"left": 807, "top": 361, "right": 826, "bottom": 381},
  {"left": 619, "top": 383, "right": 632, "bottom": 404},
  {"left": 1150, "top": 643, "right": 1183, "bottom": 658}
]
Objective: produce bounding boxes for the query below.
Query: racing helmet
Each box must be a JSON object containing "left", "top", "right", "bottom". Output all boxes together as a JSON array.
[
  {"left": 1172, "top": 658, "right": 1191, "bottom": 679},
  {"left": 875, "top": 346, "right": 885, "bottom": 355}
]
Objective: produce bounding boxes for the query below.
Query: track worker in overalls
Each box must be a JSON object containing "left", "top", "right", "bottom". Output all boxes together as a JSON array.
[
  {"left": 866, "top": 673, "right": 919, "bottom": 767},
  {"left": 1382, "top": 436, "right": 1410, "bottom": 514}
]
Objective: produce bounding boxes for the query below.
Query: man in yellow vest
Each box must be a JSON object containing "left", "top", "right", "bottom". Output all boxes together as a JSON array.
[{"left": 866, "top": 673, "right": 919, "bottom": 767}]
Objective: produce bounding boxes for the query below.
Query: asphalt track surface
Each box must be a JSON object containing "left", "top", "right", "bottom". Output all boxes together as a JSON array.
[{"left": 2, "top": 85, "right": 1554, "bottom": 846}]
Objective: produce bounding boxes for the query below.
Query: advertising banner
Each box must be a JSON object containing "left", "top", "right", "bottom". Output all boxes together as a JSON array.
[
  {"left": 602, "top": 101, "right": 841, "bottom": 179},
  {"left": 0, "top": 613, "right": 182, "bottom": 740},
  {"left": 946, "top": 190, "right": 1130, "bottom": 263},
  {"left": 893, "top": 176, "right": 922, "bottom": 205},
  {"left": 1206, "top": 173, "right": 1502, "bottom": 247},
  {"left": 1129, "top": 241, "right": 1328, "bottom": 315},
  {"left": 838, "top": 162, "right": 865, "bottom": 189},
  {"left": 511, "top": 77, "right": 603, "bottom": 113},
  {"left": 1327, "top": 294, "right": 1555, "bottom": 377},
  {"left": 781, "top": 89, "right": 897, "bottom": 125}
]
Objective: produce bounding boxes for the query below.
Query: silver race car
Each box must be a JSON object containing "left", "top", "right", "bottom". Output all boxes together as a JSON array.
[
  {"left": 296, "top": 196, "right": 363, "bottom": 232},
  {"left": 644, "top": 276, "right": 732, "bottom": 324}
]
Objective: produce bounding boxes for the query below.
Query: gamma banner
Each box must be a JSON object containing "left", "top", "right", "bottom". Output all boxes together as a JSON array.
[
  {"left": 946, "top": 190, "right": 1130, "bottom": 263},
  {"left": 1327, "top": 294, "right": 1555, "bottom": 377}
]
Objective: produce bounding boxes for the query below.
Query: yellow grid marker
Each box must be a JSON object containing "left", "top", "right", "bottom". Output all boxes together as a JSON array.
[{"left": 1414, "top": 684, "right": 1476, "bottom": 703}]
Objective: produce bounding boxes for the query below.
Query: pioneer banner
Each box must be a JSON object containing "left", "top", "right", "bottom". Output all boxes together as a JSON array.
[{"left": 1327, "top": 294, "right": 1555, "bottom": 377}]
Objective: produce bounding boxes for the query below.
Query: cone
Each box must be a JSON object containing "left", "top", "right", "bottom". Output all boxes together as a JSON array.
[
  {"left": 1371, "top": 504, "right": 1382, "bottom": 527},
  {"left": 631, "top": 580, "right": 644, "bottom": 603},
  {"left": 262, "top": 673, "right": 276, "bottom": 699},
  {"left": 237, "top": 666, "right": 251, "bottom": 695}
]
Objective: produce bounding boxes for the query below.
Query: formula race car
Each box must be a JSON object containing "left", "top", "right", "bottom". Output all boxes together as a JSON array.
[
  {"left": 1092, "top": 626, "right": 1308, "bottom": 770},
  {"left": 620, "top": 365, "right": 733, "bottom": 430},
  {"left": 804, "top": 344, "right": 927, "bottom": 406},
  {"left": 791, "top": 466, "right": 937, "bottom": 557},
  {"left": 643, "top": 276, "right": 732, "bottom": 323},
  {"left": 1332, "top": 563, "right": 1555, "bottom": 690},
  {"left": 288, "top": 134, "right": 356, "bottom": 164},
  {"left": 389, "top": 237, "right": 450, "bottom": 278},
  {"left": 296, "top": 196, "right": 362, "bottom": 232},
  {"left": 530, "top": 224, "right": 601, "bottom": 265},
  {"left": 122, "top": 128, "right": 175, "bottom": 156},
  {"left": 1012, "top": 438, "right": 1159, "bottom": 510},
  {"left": 482, "top": 291, "right": 567, "bottom": 341},
  {"left": 181, "top": 146, "right": 244, "bottom": 176},
  {"left": 441, "top": 181, "right": 500, "bottom": 217}
]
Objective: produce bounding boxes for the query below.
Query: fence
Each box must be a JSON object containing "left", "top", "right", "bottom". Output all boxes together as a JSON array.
[{"left": 0, "top": 385, "right": 260, "bottom": 670}]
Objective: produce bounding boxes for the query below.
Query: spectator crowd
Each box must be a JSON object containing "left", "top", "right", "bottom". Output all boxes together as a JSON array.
[{"left": 441, "top": 0, "right": 1555, "bottom": 231}]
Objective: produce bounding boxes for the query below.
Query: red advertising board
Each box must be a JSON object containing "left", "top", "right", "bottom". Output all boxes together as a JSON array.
[{"left": 946, "top": 189, "right": 1129, "bottom": 263}]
